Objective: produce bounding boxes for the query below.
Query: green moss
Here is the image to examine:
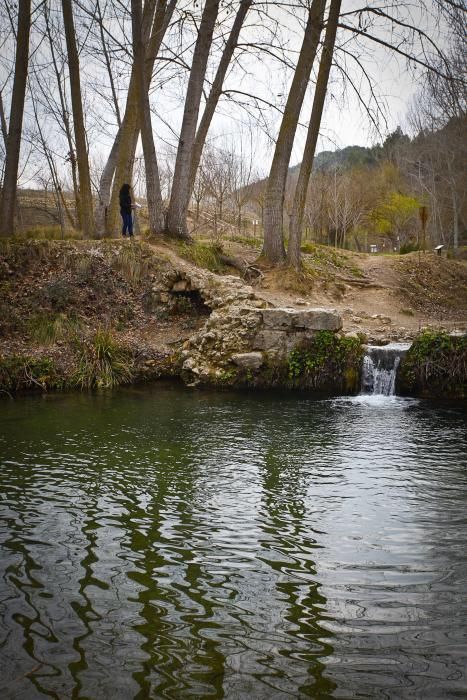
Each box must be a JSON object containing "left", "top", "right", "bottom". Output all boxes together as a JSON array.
[
  {"left": 230, "top": 332, "right": 363, "bottom": 393},
  {"left": 286, "top": 332, "right": 363, "bottom": 391},
  {"left": 229, "top": 235, "right": 262, "bottom": 249},
  {"left": 177, "top": 241, "right": 226, "bottom": 273},
  {"left": 398, "top": 330, "right": 467, "bottom": 397},
  {"left": 17, "top": 225, "right": 82, "bottom": 241},
  {"left": 0, "top": 239, "right": 54, "bottom": 270}
]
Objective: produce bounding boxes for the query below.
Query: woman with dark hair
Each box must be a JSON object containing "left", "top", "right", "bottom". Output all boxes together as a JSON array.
[{"left": 119, "top": 183, "right": 134, "bottom": 237}]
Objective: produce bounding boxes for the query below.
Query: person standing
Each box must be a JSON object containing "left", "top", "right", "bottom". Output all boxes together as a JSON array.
[{"left": 119, "top": 183, "right": 134, "bottom": 237}]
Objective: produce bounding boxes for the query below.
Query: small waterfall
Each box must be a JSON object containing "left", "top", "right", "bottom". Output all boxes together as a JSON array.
[{"left": 360, "top": 343, "right": 411, "bottom": 396}]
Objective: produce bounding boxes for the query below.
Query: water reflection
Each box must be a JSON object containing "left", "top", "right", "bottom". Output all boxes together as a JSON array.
[{"left": 0, "top": 387, "right": 466, "bottom": 699}]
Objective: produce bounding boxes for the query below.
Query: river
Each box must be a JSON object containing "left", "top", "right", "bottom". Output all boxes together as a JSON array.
[{"left": 1, "top": 385, "right": 466, "bottom": 699}]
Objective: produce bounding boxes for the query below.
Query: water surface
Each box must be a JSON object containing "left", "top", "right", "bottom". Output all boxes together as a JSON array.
[{"left": 1, "top": 386, "right": 466, "bottom": 698}]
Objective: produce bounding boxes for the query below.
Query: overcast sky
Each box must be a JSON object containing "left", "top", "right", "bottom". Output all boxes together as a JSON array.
[
  {"left": 151, "top": 0, "right": 445, "bottom": 176},
  {"left": 0, "top": 0, "right": 448, "bottom": 189}
]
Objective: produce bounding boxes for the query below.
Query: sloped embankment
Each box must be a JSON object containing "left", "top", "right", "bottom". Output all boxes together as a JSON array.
[{"left": 0, "top": 239, "right": 357, "bottom": 394}]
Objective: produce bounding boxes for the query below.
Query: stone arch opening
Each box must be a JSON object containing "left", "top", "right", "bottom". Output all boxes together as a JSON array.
[{"left": 170, "top": 284, "right": 211, "bottom": 317}]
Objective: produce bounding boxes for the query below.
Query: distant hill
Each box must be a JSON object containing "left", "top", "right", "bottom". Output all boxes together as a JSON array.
[{"left": 290, "top": 144, "right": 382, "bottom": 174}]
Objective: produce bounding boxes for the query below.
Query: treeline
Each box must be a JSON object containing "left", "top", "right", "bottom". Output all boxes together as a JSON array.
[
  {"left": 0, "top": 0, "right": 465, "bottom": 268},
  {"left": 279, "top": 119, "right": 466, "bottom": 253}
]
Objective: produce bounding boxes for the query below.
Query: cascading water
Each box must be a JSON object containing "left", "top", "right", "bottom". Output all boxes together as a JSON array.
[{"left": 360, "top": 343, "right": 411, "bottom": 396}]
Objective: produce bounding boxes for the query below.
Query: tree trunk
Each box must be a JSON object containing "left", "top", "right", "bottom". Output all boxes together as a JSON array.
[
  {"left": 188, "top": 0, "right": 252, "bottom": 194},
  {"left": 0, "top": 0, "right": 31, "bottom": 238},
  {"left": 287, "top": 0, "right": 341, "bottom": 268},
  {"left": 166, "top": 0, "right": 221, "bottom": 239},
  {"left": 105, "top": 87, "right": 139, "bottom": 237},
  {"left": 131, "top": 0, "right": 164, "bottom": 233},
  {"left": 43, "top": 1, "right": 79, "bottom": 228},
  {"left": 96, "top": 0, "right": 121, "bottom": 127},
  {"left": 95, "top": 128, "right": 121, "bottom": 237},
  {"left": 261, "top": 0, "right": 325, "bottom": 264},
  {"left": 61, "top": 0, "right": 94, "bottom": 238},
  {"left": 0, "top": 90, "right": 9, "bottom": 149},
  {"left": 105, "top": 0, "right": 174, "bottom": 236},
  {"left": 452, "top": 188, "right": 459, "bottom": 250}
]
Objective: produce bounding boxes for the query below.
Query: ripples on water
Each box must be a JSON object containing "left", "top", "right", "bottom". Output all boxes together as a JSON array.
[{"left": 0, "top": 386, "right": 466, "bottom": 699}]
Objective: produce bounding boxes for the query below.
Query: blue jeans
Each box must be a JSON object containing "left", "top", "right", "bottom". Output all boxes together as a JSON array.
[{"left": 121, "top": 210, "right": 133, "bottom": 236}]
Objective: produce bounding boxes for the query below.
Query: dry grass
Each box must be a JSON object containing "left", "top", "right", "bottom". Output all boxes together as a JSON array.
[{"left": 27, "top": 312, "right": 81, "bottom": 345}]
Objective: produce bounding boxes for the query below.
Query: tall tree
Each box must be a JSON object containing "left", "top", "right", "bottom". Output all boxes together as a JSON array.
[
  {"left": 287, "top": 0, "right": 342, "bottom": 268},
  {"left": 100, "top": 0, "right": 175, "bottom": 237},
  {"left": 0, "top": 0, "right": 31, "bottom": 238},
  {"left": 131, "top": 0, "right": 164, "bottom": 233},
  {"left": 187, "top": 0, "right": 253, "bottom": 200},
  {"left": 61, "top": 0, "right": 94, "bottom": 238},
  {"left": 166, "top": 0, "right": 221, "bottom": 239},
  {"left": 261, "top": 0, "right": 325, "bottom": 264},
  {"left": 42, "top": 0, "right": 79, "bottom": 228}
]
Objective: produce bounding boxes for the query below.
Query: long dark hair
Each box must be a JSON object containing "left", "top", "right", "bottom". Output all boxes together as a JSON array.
[{"left": 119, "top": 183, "right": 131, "bottom": 197}]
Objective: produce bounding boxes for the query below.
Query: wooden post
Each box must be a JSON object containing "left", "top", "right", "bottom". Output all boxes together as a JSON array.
[{"left": 419, "top": 206, "right": 428, "bottom": 263}]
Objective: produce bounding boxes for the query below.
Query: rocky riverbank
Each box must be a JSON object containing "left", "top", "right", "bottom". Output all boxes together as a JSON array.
[{"left": 0, "top": 239, "right": 465, "bottom": 397}]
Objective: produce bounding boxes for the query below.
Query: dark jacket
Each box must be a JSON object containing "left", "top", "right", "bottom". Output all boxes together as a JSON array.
[{"left": 119, "top": 190, "right": 132, "bottom": 214}]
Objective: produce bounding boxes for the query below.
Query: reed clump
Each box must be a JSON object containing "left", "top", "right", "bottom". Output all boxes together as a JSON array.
[{"left": 73, "top": 328, "right": 133, "bottom": 389}]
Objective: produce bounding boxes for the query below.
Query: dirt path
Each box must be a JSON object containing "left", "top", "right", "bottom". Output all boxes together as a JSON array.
[
  {"left": 219, "top": 242, "right": 467, "bottom": 340},
  {"left": 148, "top": 239, "right": 467, "bottom": 341}
]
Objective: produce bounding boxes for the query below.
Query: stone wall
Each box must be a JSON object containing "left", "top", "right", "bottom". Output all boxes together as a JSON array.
[{"left": 149, "top": 263, "right": 343, "bottom": 386}]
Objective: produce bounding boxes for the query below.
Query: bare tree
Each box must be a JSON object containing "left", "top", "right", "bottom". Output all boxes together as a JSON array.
[
  {"left": 287, "top": 0, "right": 341, "bottom": 268},
  {"left": 261, "top": 0, "right": 325, "bottom": 264},
  {"left": 131, "top": 0, "right": 164, "bottom": 234},
  {"left": 166, "top": 0, "right": 221, "bottom": 239},
  {"left": 0, "top": 0, "right": 31, "bottom": 237},
  {"left": 203, "top": 145, "right": 235, "bottom": 224},
  {"left": 188, "top": 0, "right": 253, "bottom": 196},
  {"left": 229, "top": 131, "right": 255, "bottom": 232},
  {"left": 38, "top": 0, "right": 79, "bottom": 228},
  {"left": 192, "top": 156, "right": 209, "bottom": 223},
  {"left": 61, "top": 0, "right": 94, "bottom": 237},
  {"left": 97, "top": 0, "right": 176, "bottom": 237}
]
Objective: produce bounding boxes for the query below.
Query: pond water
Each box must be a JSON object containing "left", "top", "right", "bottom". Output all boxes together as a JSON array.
[{"left": 1, "top": 386, "right": 466, "bottom": 699}]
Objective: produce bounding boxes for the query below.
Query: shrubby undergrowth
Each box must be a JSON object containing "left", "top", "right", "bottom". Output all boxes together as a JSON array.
[{"left": 398, "top": 330, "right": 467, "bottom": 397}]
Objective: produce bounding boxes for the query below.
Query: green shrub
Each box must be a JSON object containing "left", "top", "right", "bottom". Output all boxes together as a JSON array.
[
  {"left": 398, "top": 330, "right": 467, "bottom": 397},
  {"left": 73, "top": 328, "right": 133, "bottom": 389},
  {"left": 236, "top": 332, "right": 363, "bottom": 392},
  {"left": 0, "top": 355, "right": 59, "bottom": 394},
  {"left": 400, "top": 242, "right": 420, "bottom": 255},
  {"left": 300, "top": 242, "right": 318, "bottom": 255},
  {"left": 300, "top": 242, "right": 345, "bottom": 268}
]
